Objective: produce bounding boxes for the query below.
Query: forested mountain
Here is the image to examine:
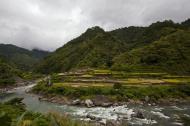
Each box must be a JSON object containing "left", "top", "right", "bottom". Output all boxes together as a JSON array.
[
  {"left": 36, "top": 27, "right": 126, "bottom": 73},
  {"left": 112, "top": 30, "right": 190, "bottom": 74},
  {"left": 0, "top": 44, "right": 49, "bottom": 71},
  {"left": 0, "top": 56, "right": 17, "bottom": 86},
  {"left": 36, "top": 19, "right": 190, "bottom": 74}
]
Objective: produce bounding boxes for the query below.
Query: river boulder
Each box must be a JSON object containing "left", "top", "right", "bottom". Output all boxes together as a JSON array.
[
  {"left": 145, "top": 96, "right": 150, "bottom": 102},
  {"left": 132, "top": 110, "right": 145, "bottom": 119},
  {"left": 86, "top": 114, "right": 101, "bottom": 121},
  {"left": 85, "top": 99, "right": 94, "bottom": 107},
  {"left": 72, "top": 99, "right": 81, "bottom": 105},
  {"left": 92, "top": 95, "right": 112, "bottom": 107},
  {"left": 135, "top": 110, "right": 145, "bottom": 119},
  {"left": 101, "top": 102, "right": 113, "bottom": 107}
]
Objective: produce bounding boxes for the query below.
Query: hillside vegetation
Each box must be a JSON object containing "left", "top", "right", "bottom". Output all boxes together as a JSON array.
[
  {"left": 112, "top": 30, "right": 190, "bottom": 74},
  {"left": 36, "top": 19, "right": 190, "bottom": 75},
  {"left": 0, "top": 44, "right": 49, "bottom": 71},
  {"left": 0, "top": 45, "right": 49, "bottom": 87},
  {"left": 0, "top": 57, "right": 16, "bottom": 86}
]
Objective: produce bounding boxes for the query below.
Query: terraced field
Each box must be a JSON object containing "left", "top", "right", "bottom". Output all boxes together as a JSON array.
[
  {"left": 51, "top": 69, "right": 190, "bottom": 87},
  {"left": 32, "top": 69, "right": 190, "bottom": 102}
]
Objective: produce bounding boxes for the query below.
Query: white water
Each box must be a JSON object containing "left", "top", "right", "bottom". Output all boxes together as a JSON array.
[{"left": 1, "top": 84, "right": 190, "bottom": 126}]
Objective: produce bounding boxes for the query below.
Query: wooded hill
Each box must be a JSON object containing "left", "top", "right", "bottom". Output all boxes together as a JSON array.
[
  {"left": 36, "top": 19, "right": 190, "bottom": 74},
  {"left": 0, "top": 44, "right": 49, "bottom": 71},
  {"left": 0, "top": 56, "right": 17, "bottom": 86},
  {"left": 0, "top": 44, "right": 49, "bottom": 86}
]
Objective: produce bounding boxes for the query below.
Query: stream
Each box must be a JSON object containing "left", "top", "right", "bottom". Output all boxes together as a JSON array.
[{"left": 0, "top": 84, "right": 190, "bottom": 126}]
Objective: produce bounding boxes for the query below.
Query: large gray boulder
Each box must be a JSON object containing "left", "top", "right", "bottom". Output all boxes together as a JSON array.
[
  {"left": 85, "top": 99, "right": 94, "bottom": 107},
  {"left": 86, "top": 114, "right": 101, "bottom": 121},
  {"left": 132, "top": 110, "right": 145, "bottom": 119},
  {"left": 145, "top": 96, "right": 150, "bottom": 102}
]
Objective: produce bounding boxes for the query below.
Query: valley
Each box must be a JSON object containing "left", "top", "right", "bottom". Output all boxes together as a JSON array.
[{"left": 1, "top": 19, "right": 190, "bottom": 126}]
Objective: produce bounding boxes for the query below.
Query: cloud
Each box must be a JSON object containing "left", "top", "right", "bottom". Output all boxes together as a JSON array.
[{"left": 0, "top": 0, "right": 190, "bottom": 51}]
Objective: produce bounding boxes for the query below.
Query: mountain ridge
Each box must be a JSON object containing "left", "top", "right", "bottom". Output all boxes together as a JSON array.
[
  {"left": 34, "top": 19, "right": 190, "bottom": 74},
  {"left": 0, "top": 43, "right": 50, "bottom": 71}
]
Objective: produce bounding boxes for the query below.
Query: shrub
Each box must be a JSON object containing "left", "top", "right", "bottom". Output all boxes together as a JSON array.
[
  {"left": 113, "top": 83, "right": 122, "bottom": 89},
  {"left": 0, "top": 112, "right": 11, "bottom": 126}
]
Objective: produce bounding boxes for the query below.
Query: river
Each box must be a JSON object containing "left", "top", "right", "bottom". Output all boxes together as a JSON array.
[{"left": 0, "top": 84, "right": 190, "bottom": 126}]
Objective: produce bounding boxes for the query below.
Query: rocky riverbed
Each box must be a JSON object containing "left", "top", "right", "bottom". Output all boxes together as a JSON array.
[
  {"left": 1, "top": 84, "right": 190, "bottom": 126},
  {"left": 38, "top": 93, "right": 190, "bottom": 108}
]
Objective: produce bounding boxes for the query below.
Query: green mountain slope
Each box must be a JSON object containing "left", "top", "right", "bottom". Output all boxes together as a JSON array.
[
  {"left": 36, "top": 19, "right": 190, "bottom": 74},
  {"left": 110, "top": 20, "right": 179, "bottom": 50},
  {"left": 36, "top": 27, "right": 125, "bottom": 73},
  {"left": 112, "top": 30, "right": 190, "bottom": 74},
  {"left": 0, "top": 44, "right": 49, "bottom": 71},
  {"left": 0, "top": 56, "right": 17, "bottom": 86}
]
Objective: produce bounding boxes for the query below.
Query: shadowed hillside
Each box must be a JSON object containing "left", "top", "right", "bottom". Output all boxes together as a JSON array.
[
  {"left": 36, "top": 19, "right": 190, "bottom": 74},
  {"left": 0, "top": 44, "right": 49, "bottom": 71}
]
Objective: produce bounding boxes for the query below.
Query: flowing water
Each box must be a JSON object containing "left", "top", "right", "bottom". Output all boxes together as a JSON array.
[{"left": 0, "top": 84, "right": 190, "bottom": 126}]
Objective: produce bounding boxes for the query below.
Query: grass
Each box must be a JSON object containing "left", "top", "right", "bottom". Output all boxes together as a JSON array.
[
  {"left": 121, "top": 78, "right": 164, "bottom": 85},
  {"left": 163, "top": 78, "right": 190, "bottom": 84},
  {"left": 54, "top": 82, "right": 113, "bottom": 88},
  {"left": 0, "top": 98, "right": 92, "bottom": 126},
  {"left": 93, "top": 69, "right": 111, "bottom": 73},
  {"left": 32, "top": 80, "right": 190, "bottom": 102},
  {"left": 181, "top": 116, "right": 190, "bottom": 126},
  {"left": 81, "top": 74, "right": 94, "bottom": 78}
]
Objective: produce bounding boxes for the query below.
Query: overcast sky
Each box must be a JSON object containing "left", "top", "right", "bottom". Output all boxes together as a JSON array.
[{"left": 0, "top": 0, "right": 190, "bottom": 51}]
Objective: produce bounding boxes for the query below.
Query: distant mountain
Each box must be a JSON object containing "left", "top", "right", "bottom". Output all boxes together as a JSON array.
[
  {"left": 36, "top": 19, "right": 190, "bottom": 74},
  {"left": 0, "top": 44, "right": 49, "bottom": 71}
]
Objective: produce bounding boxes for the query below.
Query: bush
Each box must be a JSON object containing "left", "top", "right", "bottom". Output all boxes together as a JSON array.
[
  {"left": 113, "top": 83, "right": 122, "bottom": 89},
  {"left": 111, "top": 64, "right": 134, "bottom": 72},
  {"left": 32, "top": 81, "right": 190, "bottom": 101},
  {"left": 0, "top": 112, "right": 11, "bottom": 126},
  {"left": 181, "top": 116, "right": 190, "bottom": 126}
]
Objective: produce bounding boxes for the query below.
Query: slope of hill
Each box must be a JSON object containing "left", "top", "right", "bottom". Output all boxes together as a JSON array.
[
  {"left": 36, "top": 19, "right": 190, "bottom": 74},
  {"left": 0, "top": 56, "right": 17, "bottom": 86},
  {"left": 112, "top": 30, "right": 190, "bottom": 74},
  {"left": 0, "top": 44, "right": 49, "bottom": 71},
  {"left": 36, "top": 26, "right": 126, "bottom": 73}
]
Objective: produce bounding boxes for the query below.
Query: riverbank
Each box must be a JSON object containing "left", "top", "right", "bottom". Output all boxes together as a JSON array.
[
  {"left": 0, "top": 81, "right": 34, "bottom": 93},
  {"left": 1, "top": 83, "right": 190, "bottom": 126},
  {"left": 31, "top": 69, "right": 190, "bottom": 108},
  {"left": 32, "top": 81, "right": 190, "bottom": 108},
  {"left": 0, "top": 98, "right": 94, "bottom": 126},
  {"left": 37, "top": 93, "right": 190, "bottom": 108}
]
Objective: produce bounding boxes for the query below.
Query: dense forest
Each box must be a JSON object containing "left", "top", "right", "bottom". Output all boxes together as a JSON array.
[
  {"left": 0, "top": 56, "right": 16, "bottom": 86},
  {"left": 0, "top": 44, "right": 49, "bottom": 86},
  {"left": 36, "top": 19, "right": 190, "bottom": 74},
  {"left": 0, "top": 44, "right": 49, "bottom": 71}
]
